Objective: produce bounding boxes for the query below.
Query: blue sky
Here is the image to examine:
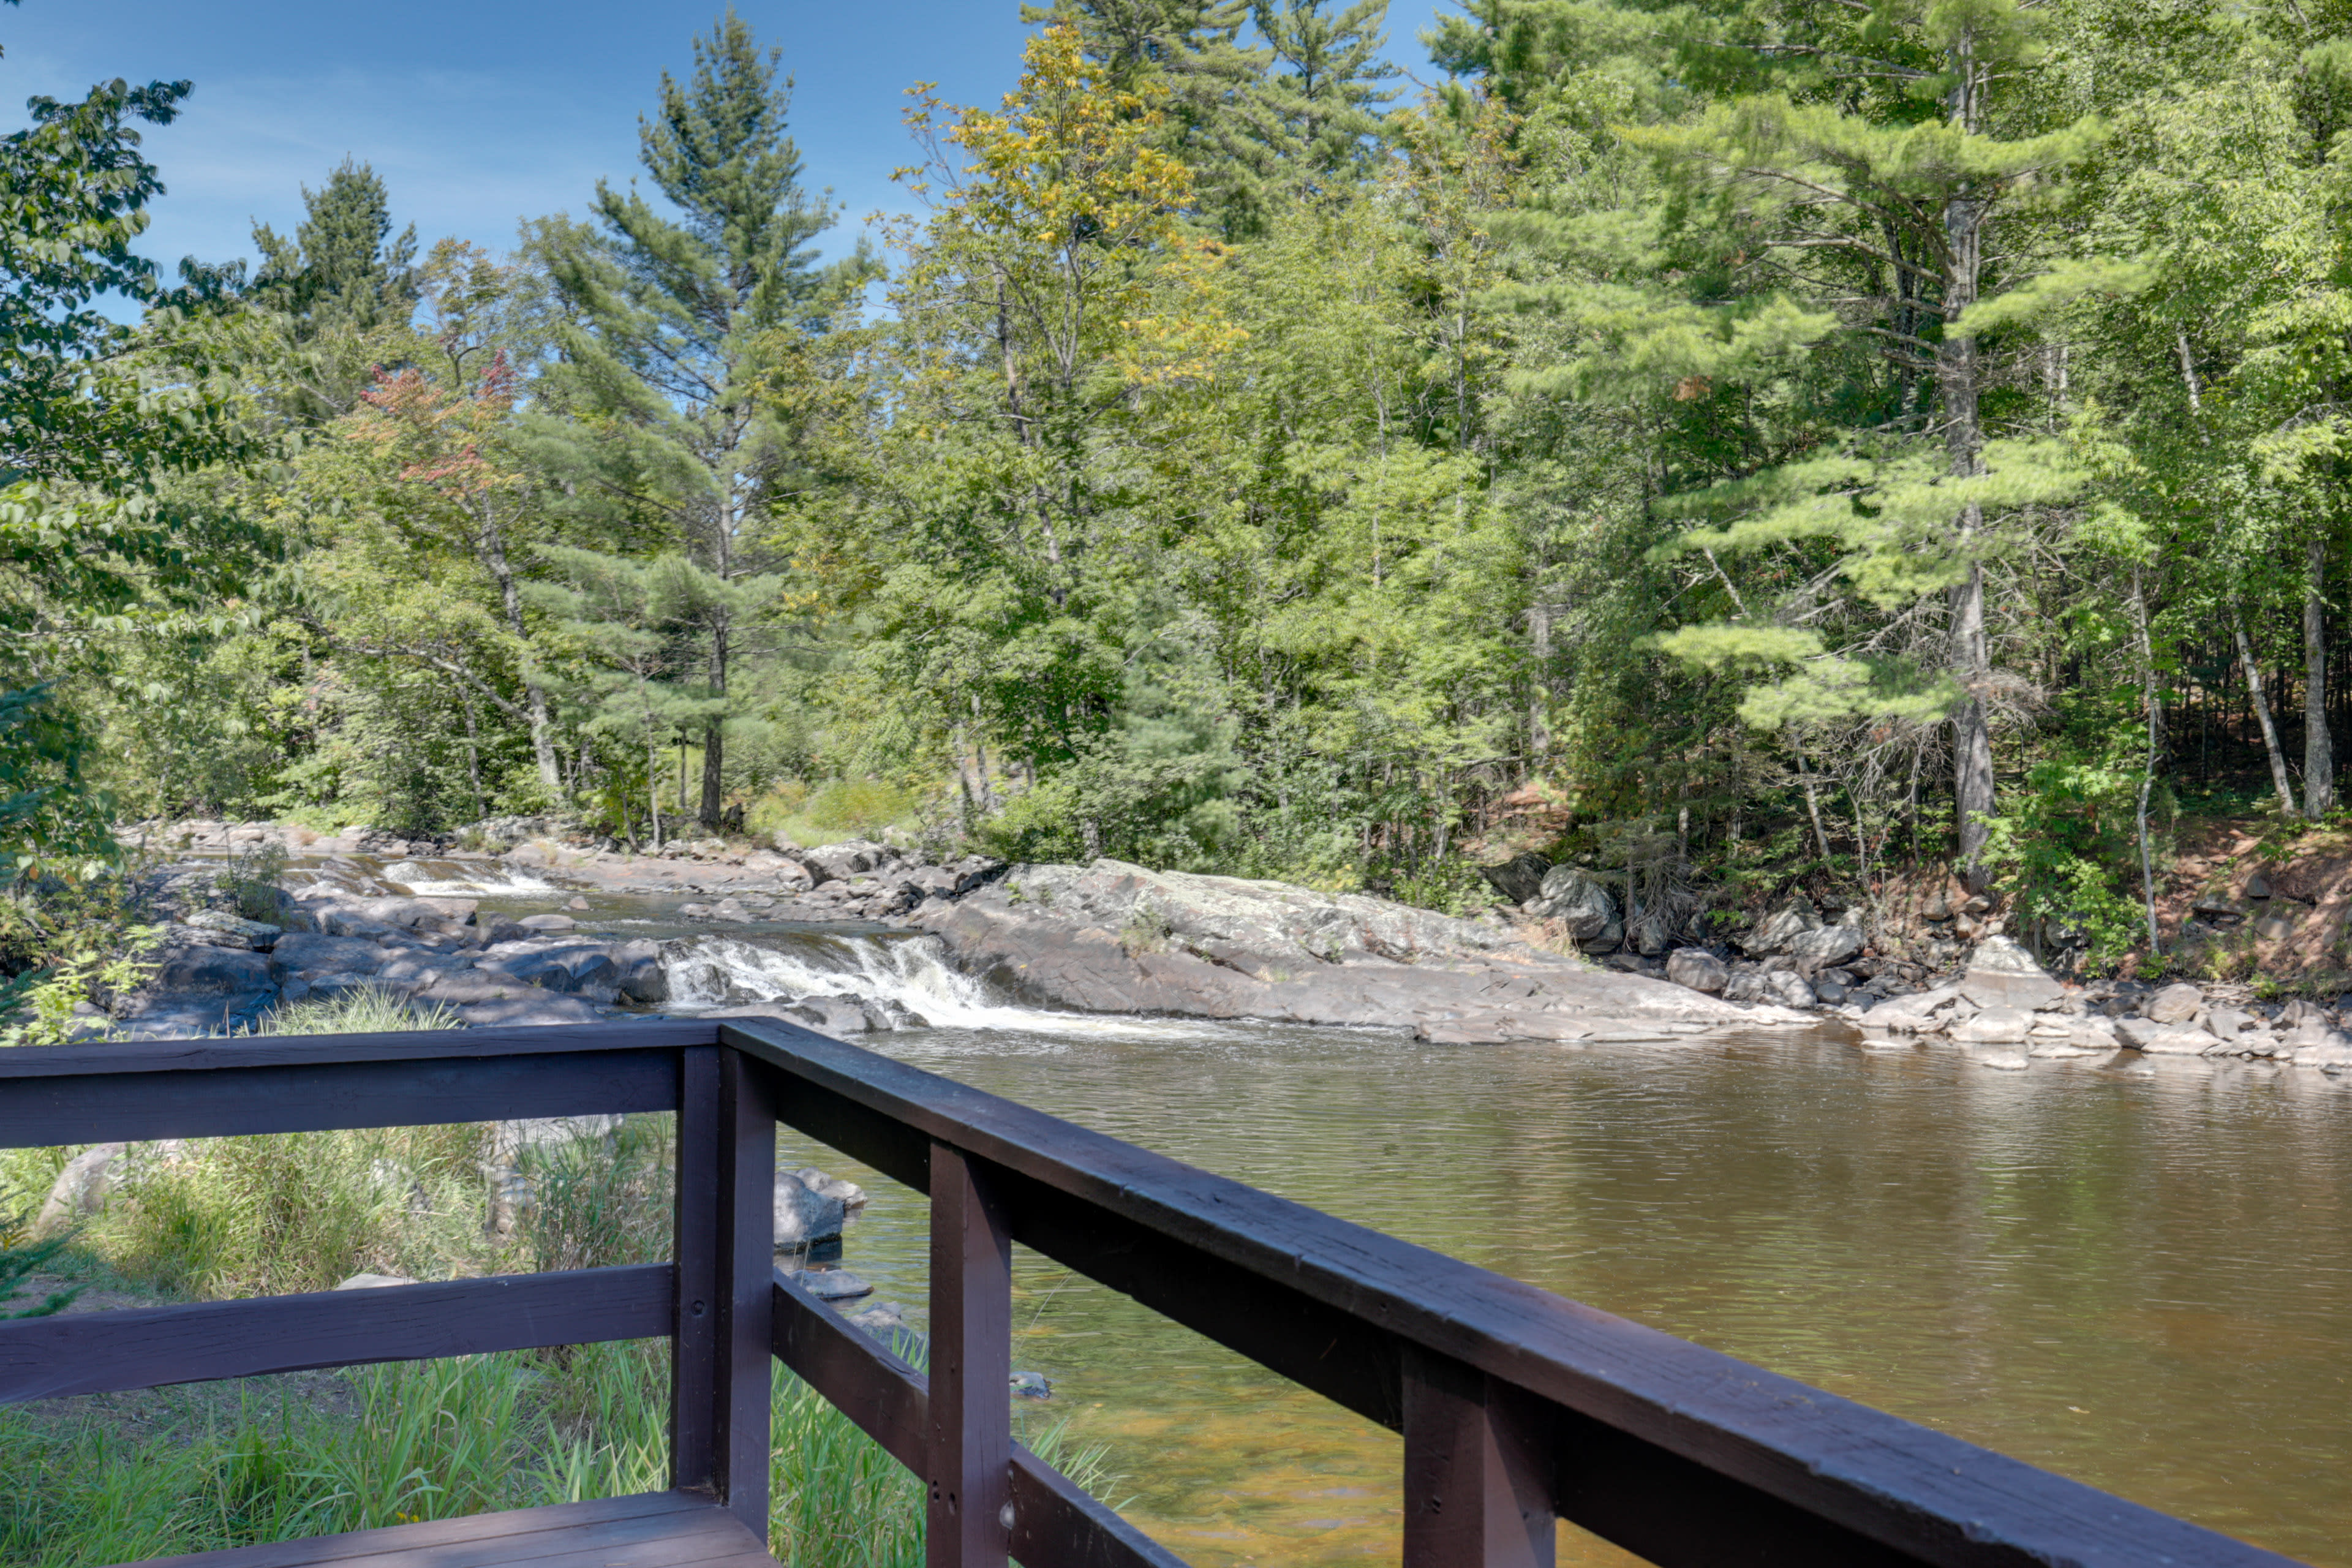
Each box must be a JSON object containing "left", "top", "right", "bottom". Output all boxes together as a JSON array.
[{"left": 1, "top": 0, "right": 1450, "bottom": 288}]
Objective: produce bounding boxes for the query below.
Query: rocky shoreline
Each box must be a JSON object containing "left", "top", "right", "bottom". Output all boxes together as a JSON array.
[{"left": 71, "top": 818, "right": 2352, "bottom": 1076}]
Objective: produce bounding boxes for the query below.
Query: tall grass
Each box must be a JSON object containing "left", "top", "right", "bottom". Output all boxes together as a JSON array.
[
  {"left": 10, "top": 997, "right": 1118, "bottom": 1567},
  {"left": 2, "top": 1338, "right": 1115, "bottom": 1567}
]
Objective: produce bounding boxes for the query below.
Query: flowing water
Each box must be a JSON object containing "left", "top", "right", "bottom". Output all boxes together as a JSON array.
[
  {"left": 258, "top": 859, "right": 2352, "bottom": 1562},
  {"left": 663, "top": 934, "right": 2352, "bottom": 1566}
]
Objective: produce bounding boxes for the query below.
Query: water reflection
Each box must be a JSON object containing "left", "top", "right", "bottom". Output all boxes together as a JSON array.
[{"left": 786, "top": 1024, "right": 2352, "bottom": 1566}]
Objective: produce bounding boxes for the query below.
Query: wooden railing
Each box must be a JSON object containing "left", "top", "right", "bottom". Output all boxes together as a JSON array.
[{"left": 0, "top": 1020, "right": 2303, "bottom": 1567}]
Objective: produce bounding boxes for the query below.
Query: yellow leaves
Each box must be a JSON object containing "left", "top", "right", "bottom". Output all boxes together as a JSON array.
[{"left": 1118, "top": 239, "right": 1249, "bottom": 391}]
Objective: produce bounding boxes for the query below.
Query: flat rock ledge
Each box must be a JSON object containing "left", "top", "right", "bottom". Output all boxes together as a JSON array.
[
  {"left": 911, "top": 859, "right": 1812, "bottom": 1042},
  {"left": 1856, "top": 937, "right": 2352, "bottom": 1073}
]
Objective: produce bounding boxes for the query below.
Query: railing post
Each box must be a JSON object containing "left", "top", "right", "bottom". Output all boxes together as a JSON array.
[
  {"left": 670, "top": 1042, "right": 776, "bottom": 1537},
  {"left": 1401, "top": 1348, "right": 1556, "bottom": 1568},
  {"left": 670, "top": 1044, "right": 720, "bottom": 1496},
  {"left": 927, "top": 1141, "right": 1012, "bottom": 1568}
]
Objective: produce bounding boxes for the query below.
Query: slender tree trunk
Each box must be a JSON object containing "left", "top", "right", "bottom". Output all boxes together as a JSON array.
[
  {"left": 1792, "top": 738, "right": 1834, "bottom": 862},
  {"left": 2132, "top": 570, "right": 2163, "bottom": 954},
  {"left": 1528, "top": 597, "right": 1553, "bottom": 761},
  {"left": 2233, "top": 611, "right": 2299, "bottom": 816},
  {"left": 701, "top": 615, "right": 728, "bottom": 828},
  {"left": 2306, "top": 537, "right": 2335, "bottom": 817},
  {"left": 1939, "top": 38, "right": 1996, "bottom": 889},
  {"left": 477, "top": 511, "right": 561, "bottom": 797}
]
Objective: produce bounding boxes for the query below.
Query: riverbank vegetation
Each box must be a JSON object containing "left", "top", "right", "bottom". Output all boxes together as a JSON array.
[
  {"left": 11, "top": 0, "right": 2352, "bottom": 971},
  {"left": 0, "top": 992, "right": 1102, "bottom": 1564}
]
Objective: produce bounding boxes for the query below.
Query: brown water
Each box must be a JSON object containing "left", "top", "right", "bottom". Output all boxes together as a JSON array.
[{"left": 786, "top": 1020, "right": 2352, "bottom": 1566}]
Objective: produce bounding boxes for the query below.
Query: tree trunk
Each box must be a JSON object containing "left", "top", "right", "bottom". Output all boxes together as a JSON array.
[
  {"left": 2306, "top": 537, "right": 2334, "bottom": 818},
  {"left": 1938, "top": 39, "right": 1996, "bottom": 889},
  {"left": 2132, "top": 569, "right": 2162, "bottom": 954},
  {"left": 478, "top": 512, "right": 561, "bottom": 797},
  {"left": 701, "top": 616, "right": 729, "bottom": 828},
  {"left": 1528, "top": 598, "right": 1553, "bottom": 761},
  {"left": 2233, "top": 611, "right": 2299, "bottom": 816}
]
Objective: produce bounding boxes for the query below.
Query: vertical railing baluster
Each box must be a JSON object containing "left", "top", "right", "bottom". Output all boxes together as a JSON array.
[
  {"left": 1401, "top": 1348, "right": 1556, "bottom": 1568},
  {"left": 927, "top": 1142, "right": 1012, "bottom": 1568},
  {"left": 716, "top": 1046, "right": 777, "bottom": 1535},
  {"left": 670, "top": 1043, "right": 720, "bottom": 1497}
]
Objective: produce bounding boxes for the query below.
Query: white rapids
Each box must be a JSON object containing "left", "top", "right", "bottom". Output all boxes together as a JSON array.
[
  {"left": 663, "top": 933, "right": 1199, "bottom": 1038},
  {"left": 380, "top": 860, "right": 560, "bottom": 897}
]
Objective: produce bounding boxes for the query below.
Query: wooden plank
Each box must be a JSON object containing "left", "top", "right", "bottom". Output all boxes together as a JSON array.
[
  {"left": 671, "top": 1045, "right": 722, "bottom": 1496},
  {"left": 0, "top": 1266, "right": 673, "bottom": 1403},
  {"left": 1006, "top": 1449, "right": 1191, "bottom": 1568},
  {"left": 771, "top": 1267, "right": 925, "bottom": 1468},
  {"left": 2, "top": 1047, "right": 682, "bottom": 1148},
  {"left": 718, "top": 1021, "right": 2305, "bottom": 1568},
  {"left": 1401, "top": 1348, "right": 1555, "bottom": 1568},
  {"left": 927, "top": 1142, "right": 1012, "bottom": 1568},
  {"left": 121, "top": 1490, "right": 712, "bottom": 1567},
  {"left": 768, "top": 1269, "right": 1186, "bottom": 1568},
  {"left": 0, "top": 1020, "right": 719, "bottom": 1080},
  {"left": 714, "top": 1047, "right": 775, "bottom": 1535}
]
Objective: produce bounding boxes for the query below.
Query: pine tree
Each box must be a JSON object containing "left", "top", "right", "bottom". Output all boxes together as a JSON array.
[
  {"left": 531, "top": 9, "right": 869, "bottom": 826},
  {"left": 1253, "top": 0, "right": 1400, "bottom": 184},
  {"left": 250, "top": 157, "right": 419, "bottom": 336}
]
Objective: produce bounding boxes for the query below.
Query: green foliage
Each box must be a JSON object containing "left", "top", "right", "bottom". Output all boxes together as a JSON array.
[
  {"left": 0, "top": 1185, "right": 78, "bottom": 1319},
  {"left": 1977, "top": 724, "right": 2158, "bottom": 971}
]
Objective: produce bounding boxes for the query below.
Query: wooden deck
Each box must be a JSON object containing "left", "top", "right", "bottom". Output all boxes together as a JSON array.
[{"left": 127, "top": 1492, "right": 780, "bottom": 1568}]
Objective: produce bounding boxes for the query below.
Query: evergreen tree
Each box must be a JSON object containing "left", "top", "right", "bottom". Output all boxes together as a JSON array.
[
  {"left": 250, "top": 157, "right": 420, "bottom": 336},
  {"left": 1253, "top": 0, "right": 1400, "bottom": 183},
  {"left": 532, "top": 9, "right": 867, "bottom": 827}
]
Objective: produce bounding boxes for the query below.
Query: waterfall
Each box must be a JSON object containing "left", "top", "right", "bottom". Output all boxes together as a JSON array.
[{"left": 661, "top": 932, "right": 1191, "bottom": 1037}]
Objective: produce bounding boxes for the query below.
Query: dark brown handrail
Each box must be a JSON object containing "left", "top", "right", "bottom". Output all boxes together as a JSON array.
[{"left": 0, "top": 1020, "right": 2307, "bottom": 1568}]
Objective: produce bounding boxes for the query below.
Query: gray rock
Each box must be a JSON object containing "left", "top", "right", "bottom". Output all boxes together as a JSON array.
[
  {"left": 1665, "top": 949, "right": 1728, "bottom": 993},
  {"left": 519, "top": 913, "right": 577, "bottom": 933},
  {"left": 2292, "top": 1031, "right": 2352, "bottom": 1069},
  {"left": 334, "top": 1272, "right": 417, "bottom": 1290},
  {"left": 31, "top": 1143, "right": 126, "bottom": 1238},
  {"left": 1956, "top": 936, "right": 2065, "bottom": 1011},
  {"left": 1786, "top": 925, "right": 1863, "bottom": 968},
  {"left": 1526, "top": 867, "right": 1618, "bottom": 943},
  {"left": 450, "top": 992, "right": 606, "bottom": 1027},
  {"left": 269, "top": 932, "right": 390, "bottom": 980},
  {"left": 1857, "top": 983, "right": 1961, "bottom": 1033},
  {"left": 805, "top": 840, "right": 888, "bottom": 881},
  {"left": 775, "top": 1171, "right": 848, "bottom": 1248},
  {"left": 1741, "top": 899, "right": 1821, "bottom": 957},
  {"left": 2138, "top": 1025, "right": 2218, "bottom": 1055},
  {"left": 2144, "top": 982, "right": 2204, "bottom": 1024},
  {"left": 148, "top": 944, "right": 273, "bottom": 995},
  {"left": 1950, "top": 1006, "right": 2031, "bottom": 1044},
  {"left": 1759, "top": 970, "right": 1817, "bottom": 1009},
  {"left": 183, "top": 910, "right": 283, "bottom": 949},
  {"left": 2203, "top": 1005, "right": 2255, "bottom": 1039},
  {"left": 795, "top": 1268, "right": 872, "bottom": 1302},
  {"left": 1478, "top": 853, "right": 1553, "bottom": 907},
  {"left": 1010, "top": 1370, "right": 1054, "bottom": 1400}
]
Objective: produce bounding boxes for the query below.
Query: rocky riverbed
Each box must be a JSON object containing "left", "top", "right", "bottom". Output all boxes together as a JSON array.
[{"left": 73, "top": 817, "right": 2352, "bottom": 1076}]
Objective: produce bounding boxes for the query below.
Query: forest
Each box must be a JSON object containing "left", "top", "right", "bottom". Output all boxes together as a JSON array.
[{"left": 9, "top": 0, "right": 2352, "bottom": 970}]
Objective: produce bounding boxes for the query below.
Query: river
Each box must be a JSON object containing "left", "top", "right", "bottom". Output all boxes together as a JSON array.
[
  {"left": 309, "top": 863, "right": 2352, "bottom": 1564},
  {"left": 628, "top": 927, "right": 2352, "bottom": 1566}
]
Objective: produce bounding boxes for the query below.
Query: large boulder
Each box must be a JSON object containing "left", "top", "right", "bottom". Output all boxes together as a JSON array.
[
  {"left": 1786, "top": 925, "right": 1863, "bottom": 970},
  {"left": 2144, "top": 982, "right": 2203, "bottom": 1025},
  {"left": 774, "top": 1170, "right": 847, "bottom": 1249},
  {"left": 1956, "top": 935, "right": 2064, "bottom": 1011},
  {"left": 1740, "top": 899, "right": 1820, "bottom": 957},
  {"left": 1477, "top": 853, "right": 1552, "bottom": 907},
  {"left": 805, "top": 840, "right": 889, "bottom": 882},
  {"left": 268, "top": 932, "right": 388, "bottom": 981},
  {"left": 1526, "top": 867, "right": 1617, "bottom": 943},
  {"left": 31, "top": 1143, "right": 126, "bottom": 1239},
  {"left": 1665, "top": 949, "right": 1728, "bottom": 993},
  {"left": 181, "top": 910, "right": 283, "bottom": 950},
  {"left": 148, "top": 943, "right": 273, "bottom": 995}
]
